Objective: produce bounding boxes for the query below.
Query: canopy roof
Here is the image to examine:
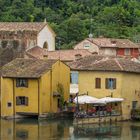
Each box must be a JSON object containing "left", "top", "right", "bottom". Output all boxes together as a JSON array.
[
  {"left": 73, "top": 95, "right": 124, "bottom": 104},
  {"left": 73, "top": 95, "right": 105, "bottom": 104},
  {"left": 99, "top": 97, "right": 124, "bottom": 103},
  {"left": 1, "top": 58, "right": 57, "bottom": 78}
]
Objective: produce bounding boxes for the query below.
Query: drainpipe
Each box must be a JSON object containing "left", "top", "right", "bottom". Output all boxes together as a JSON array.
[
  {"left": 50, "top": 70, "right": 52, "bottom": 112},
  {"left": 37, "top": 79, "right": 40, "bottom": 116},
  {"left": 13, "top": 79, "right": 15, "bottom": 118},
  {"left": 0, "top": 77, "right": 1, "bottom": 117}
]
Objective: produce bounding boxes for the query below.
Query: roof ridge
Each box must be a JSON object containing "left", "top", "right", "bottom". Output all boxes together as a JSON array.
[
  {"left": 93, "top": 57, "right": 109, "bottom": 64},
  {"left": 114, "top": 58, "right": 124, "bottom": 71}
]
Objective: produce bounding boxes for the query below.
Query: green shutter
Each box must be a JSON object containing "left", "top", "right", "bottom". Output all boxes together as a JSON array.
[
  {"left": 113, "top": 79, "right": 116, "bottom": 89},
  {"left": 25, "top": 97, "right": 28, "bottom": 106},
  {"left": 105, "top": 78, "right": 108, "bottom": 89},
  {"left": 16, "top": 97, "right": 20, "bottom": 105}
]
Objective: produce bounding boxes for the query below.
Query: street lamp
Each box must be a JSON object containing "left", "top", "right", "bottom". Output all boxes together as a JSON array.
[{"left": 76, "top": 92, "right": 79, "bottom": 113}]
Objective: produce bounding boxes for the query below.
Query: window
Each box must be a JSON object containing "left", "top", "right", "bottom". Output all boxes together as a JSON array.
[
  {"left": 124, "top": 48, "right": 131, "bottom": 55},
  {"left": 105, "top": 78, "right": 116, "bottom": 89},
  {"left": 95, "top": 78, "right": 101, "bottom": 89},
  {"left": 70, "top": 71, "right": 78, "bottom": 84},
  {"left": 83, "top": 42, "right": 90, "bottom": 49},
  {"left": 43, "top": 41, "right": 48, "bottom": 49},
  {"left": 111, "top": 40, "right": 116, "bottom": 44},
  {"left": 132, "top": 101, "right": 137, "bottom": 109},
  {"left": 16, "top": 96, "right": 28, "bottom": 106},
  {"left": 75, "top": 54, "right": 82, "bottom": 60},
  {"left": 16, "top": 79, "right": 28, "bottom": 87},
  {"left": 16, "top": 130, "right": 28, "bottom": 139},
  {"left": 7, "top": 102, "right": 12, "bottom": 107}
]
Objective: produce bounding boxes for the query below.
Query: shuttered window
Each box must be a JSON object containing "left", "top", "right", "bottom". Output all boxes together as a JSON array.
[
  {"left": 70, "top": 72, "right": 78, "bottom": 84},
  {"left": 16, "top": 96, "right": 28, "bottom": 106},
  {"left": 95, "top": 78, "right": 101, "bottom": 89},
  {"left": 105, "top": 78, "right": 116, "bottom": 89},
  {"left": 16, "top": 79, "right": 28, "bottom": 87}
]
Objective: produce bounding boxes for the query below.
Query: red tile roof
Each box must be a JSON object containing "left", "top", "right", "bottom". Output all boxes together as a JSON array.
[
  {"left": 0, "top": 22, "right": 47, "bottom": 32},
  {"left": 45, "top": 49, "right": 92, "bottom": 62},
  {"left": 70, "top": 55, "right": 140, "bottom": 73},
  {"left": 1, "top": 58, "right": 57, "bottom": 78},
  {"left": 27, "top": 46, "right": 47, "bottom": 59},
  {"left": 88, "top": 38, "right": 139, "bottom": 48},
  {"left": 27, "top": 48, "right": 92, "bottom": 62},
  {"left": 74, "top": 38, "right": 139, "bottom": 49}
]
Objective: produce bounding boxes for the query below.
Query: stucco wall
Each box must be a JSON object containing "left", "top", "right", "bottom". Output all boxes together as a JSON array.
[
  {"left": 51, "top": 61, "right": 70, "bottom": 112},
  {"left": 40, "top": 71, "right": 51, "bottom": 114},
  {"left": 74, "top": 40, "right": 99, "bottom": 53},
  {"left": 121, "top": 73, "right": 140, "bottom": 119},
  {"left": 14, "top": 79, "right": 39, "bottom": 114},
  {"left": 1, "top": 77, "right": 14, "bottom": 117},
  {"left": 37, "top": 26, "right": 55, "bottom": 51},
  {"left": 78, "top": 71, "right": 140, "bottom": 120},
  {"left": 0, "top": 61, "right": 70, "bottom": 116},
  {"left": 79, "top": 71, "right": 122, "bottom": 98},
  {"left": 99, "top": 48, "right": 117, "bottom": 56}
]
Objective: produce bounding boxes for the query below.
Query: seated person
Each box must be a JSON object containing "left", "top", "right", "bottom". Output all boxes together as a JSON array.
[{"left": 106, "top": 106, "right": 112, "bottom": 114}]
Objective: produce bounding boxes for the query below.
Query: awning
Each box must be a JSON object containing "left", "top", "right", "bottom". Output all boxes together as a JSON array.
[
  {"left": 99, "top": 97, "right": 124, "bottom": 103},
  {"left": 70, "top": 84, "right": 79, "bottom": 95},
  {"left": 73, "top": 95, "right": 105, "bottom": 104},
  {"left": 53, "top": 91, "right": 61, "bottom": 97},
  {"left": 73, "top": 96, "right": 124, "bottom": 105}
]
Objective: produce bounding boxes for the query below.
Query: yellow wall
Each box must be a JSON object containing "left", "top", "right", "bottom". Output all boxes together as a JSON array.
[
  {"left": 39, "top": 71, "right": 51, "bottom": 114},
  {"left": 39, "top": 60, "right": 70, "bottom": 114},
  {"left": 1, "top": 78, "right": 39, "bottom": 116},
  {"left": 51, "top": 61, "right": 70, "bottom": 112},
  {"left": 121, "top": 73, "right": 140, "bottom": 119},
  {"left": 15, "top": 79, "right": 39, "bottom": 114},
  {"left": 0, "top": 60, "right": 70, "bottom": 117},
  {"left": 78, "top": 71, "right": 140, "bottom": 119},
  {"left": 79, "top": 71, "right": 123, "bottom": 98},
  {"left": 1, "top": 77, "right": 14, "bottom": 117}
]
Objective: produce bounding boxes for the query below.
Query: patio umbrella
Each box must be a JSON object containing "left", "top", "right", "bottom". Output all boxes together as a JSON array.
[
  {"left": 99, "top": 97, "right": 124, "bottom": 103},
  {"left": 73, "top": 95, "right": 105, "bottom": 104}
]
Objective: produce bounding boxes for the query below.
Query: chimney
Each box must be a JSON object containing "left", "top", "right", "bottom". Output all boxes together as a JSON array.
[{"left": 88, "top": 33, "right": 93, "bottom": 41}]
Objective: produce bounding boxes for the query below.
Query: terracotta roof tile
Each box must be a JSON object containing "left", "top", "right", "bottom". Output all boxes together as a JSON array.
[
  {"left": 87, "top": 38, "right": 139, "bottom": 48},
  {"left": 45, "top": 49, "right": 92, "bottom": 62},
  {"left": 70, "top": 55, "right": 140, "bottom": 73},
  {"left": 0, "top": 22, "right": 47, "bottom": 32},
  {"left": 27, "top": 46, "right": 47, "bottom": 59},
  {"left": 1, "top": 58, "right": 57, "bottom": 78}
]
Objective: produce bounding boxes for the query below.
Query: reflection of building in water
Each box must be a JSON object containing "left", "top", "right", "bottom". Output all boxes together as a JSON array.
[
  {"left": 0, "top": 119, "right": 140, "bottom": 140},
  {"left": 0, "top": 119, "right": 71, "bottom": 140},
  {"left": 0, "top": 120, "right": 14, "bottom": 140},
  {"left": 73, "top": 123, "right": 140, "bottom": 140},
  {"left": 74, "top": 124, "right": 122, "bottom": 139}
]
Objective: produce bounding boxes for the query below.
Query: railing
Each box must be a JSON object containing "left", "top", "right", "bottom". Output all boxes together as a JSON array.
[
  {"left": 74, "top": 110, "right": 121, "bottom": 118},
  {"left": 131, "top": 109, "right": 140, "bottom": 120}
]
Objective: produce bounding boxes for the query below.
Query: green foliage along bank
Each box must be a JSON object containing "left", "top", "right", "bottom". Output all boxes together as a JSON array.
[{"left": 0, "top": 0, "right": 140, "bottom": 49}]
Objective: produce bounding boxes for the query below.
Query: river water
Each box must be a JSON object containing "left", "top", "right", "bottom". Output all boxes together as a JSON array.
[{"left": 0, "top": 118, "right": 140, "bottom": 140}]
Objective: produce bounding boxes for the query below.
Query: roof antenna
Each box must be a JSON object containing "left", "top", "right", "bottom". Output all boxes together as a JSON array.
[
  {"left": 44, "top": 18, "right": 47, "bottom": 23},
  {"left": 89, "top": 18, "right": 93, "bottom": 41},
  {"left": 58, "top": 37, "right": 61, "bottom": 61}
]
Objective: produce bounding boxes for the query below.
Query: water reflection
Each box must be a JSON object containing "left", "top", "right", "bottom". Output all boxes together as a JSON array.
[{"left": 0, "top": 119, "right": 140, "bottom": 140}]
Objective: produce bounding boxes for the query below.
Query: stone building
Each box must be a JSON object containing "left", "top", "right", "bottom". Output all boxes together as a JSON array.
[
  {"left": 0, "top": 22, "right": 56, "bottom": 66},
  {"left": 74, "top": 37, "right": 140, "bottom": 58}
]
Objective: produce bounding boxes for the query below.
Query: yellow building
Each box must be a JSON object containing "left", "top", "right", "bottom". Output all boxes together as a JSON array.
[
  {"left": 0, "top": 58, "right": 70, "bottom": 118},
  {"left": 70, "top": 55, "right": 140, "bottom": 120}
]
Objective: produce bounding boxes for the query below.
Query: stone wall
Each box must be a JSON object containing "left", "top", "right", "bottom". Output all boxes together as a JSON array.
[{"left": 0, "top": 31, "right": 37, "bottom": 66}]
